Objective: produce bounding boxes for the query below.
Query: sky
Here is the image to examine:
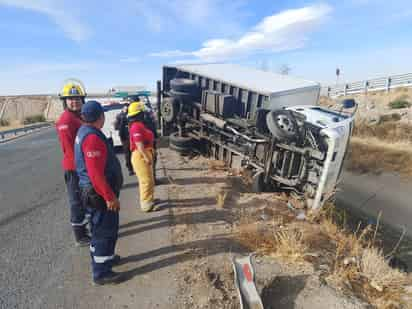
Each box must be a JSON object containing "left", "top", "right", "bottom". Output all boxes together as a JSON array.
[{"left": 0, "top": 0, "right": 411, "bottom": 95}]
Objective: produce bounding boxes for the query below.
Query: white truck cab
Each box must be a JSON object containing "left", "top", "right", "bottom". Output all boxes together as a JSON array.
[
  {"left": 286, "top": 105, "right": 355, "bottom": 209},
  {"left": 101, "top": 102, "right": 127, "bottom": 147}
]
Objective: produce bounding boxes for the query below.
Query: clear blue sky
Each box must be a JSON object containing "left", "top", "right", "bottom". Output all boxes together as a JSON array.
[{"left": 0, "top": 0, "right": 411, "bottom": 95}]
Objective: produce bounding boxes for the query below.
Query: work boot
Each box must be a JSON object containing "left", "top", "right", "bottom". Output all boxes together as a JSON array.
[
  {"left": 110, "top": 254, "right": 121, "bottom": 266},
  {"left": 75, "top": 235, "right": 91, "bottom": 247},
  {"left": 93, "top": 271, "right": 125, "bottom": 286},
  {"left": 140, "top": 201, "right": 154, "bottom": 213},
  {"left": 73, "top": 226, "right": 91, "bottom": 247}
]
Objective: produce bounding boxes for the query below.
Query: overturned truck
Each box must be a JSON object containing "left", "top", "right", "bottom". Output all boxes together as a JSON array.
[{"left": 160, "top": 64, "right": 356, "bottom": 210}]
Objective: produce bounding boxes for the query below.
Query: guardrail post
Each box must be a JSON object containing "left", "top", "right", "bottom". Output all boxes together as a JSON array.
[{"left": 386, "top": 77, "right": 391, "bottom": 92}]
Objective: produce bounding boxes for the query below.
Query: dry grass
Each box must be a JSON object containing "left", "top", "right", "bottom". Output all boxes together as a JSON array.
[
  {"left": 235, "top": 200, "right": 412, "bottom": 308},
  {"left": 315, "top": 205, "right": 411, "bottom": 308},
  {"left": 272, "top": 229, "right": 308, "bottom": 262},
  {"left": 353, "top": 121, "right": 412, "bottom": 142},
  {"left": 361, "top": 248, "right": 407, "bottom": 292},
  {"left": 237, "top": 224, "right": 307, "bottom": 263},
  {"left": 347, "top": 119, "right": 412, "bottom": 176},
  {"left": 216, "top": 190, "right": 228, "bottom": 209},
  {"left": 347, "top": 137, "right": 412, "bottom": 176}
]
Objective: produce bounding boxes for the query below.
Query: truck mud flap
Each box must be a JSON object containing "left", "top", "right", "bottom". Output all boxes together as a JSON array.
[{"left": 232, "top": 254, "right": 264, "bottom": 309}]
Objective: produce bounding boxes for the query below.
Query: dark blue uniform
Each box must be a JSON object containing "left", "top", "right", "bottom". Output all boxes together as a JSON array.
[{"left": 75, "top": 125, "right": 123, "bottom": 280}]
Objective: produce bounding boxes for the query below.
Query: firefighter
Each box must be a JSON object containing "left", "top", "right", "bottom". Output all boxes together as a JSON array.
[
  {"left": 75, "top": 100, "right": 124, "bottom": 285},
  {"left": 114, "top": 103, "right": 134, "bottom": 175},
  {"left": 56, "top": 80, "right": 90, "bottom": 246},
  {"left": 141, "top": 100, "right": 159, "bottom": 185},
  {"left": 128, "top": 101, "right": 155, "bottom": 212},
  {"left": 128, "top": 97, "right": 158, "bottom": 183}
]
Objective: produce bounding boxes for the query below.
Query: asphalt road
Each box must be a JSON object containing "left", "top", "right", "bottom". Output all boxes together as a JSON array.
[
  {"left": 338, "top": 171, "right": 412, "bottom": 236},
  {"left": 0, "top": 128, "right": 178, "bottom": 309},
  {"left": 337, "top": 171, "right": 412, "bottom": 267}
]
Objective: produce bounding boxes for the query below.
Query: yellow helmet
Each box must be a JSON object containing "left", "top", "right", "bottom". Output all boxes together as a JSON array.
[
  {"left": 59, "top": 79, "right": 86, "bottom": 98},
  {"left": 127, "top": 101, "right": 145, "bottom": 117}
]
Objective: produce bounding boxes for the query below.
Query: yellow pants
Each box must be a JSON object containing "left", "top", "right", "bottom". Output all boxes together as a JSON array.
[{"left": 131, "top": 148, "right": 154, "bottom": 211}]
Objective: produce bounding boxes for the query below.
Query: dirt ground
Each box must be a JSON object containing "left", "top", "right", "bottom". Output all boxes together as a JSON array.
[
  {"left": 0, "top": 122, "right": 24, "bottom": 132},
  {"left": 158, "top": 147, "right": 369, "bottom": 309}
]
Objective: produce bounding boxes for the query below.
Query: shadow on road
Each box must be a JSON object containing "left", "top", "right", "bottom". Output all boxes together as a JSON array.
[
  {"left": 118, "top": 208, "right": 235, "bottom": 238},
  {"left": 119, "top": 236, "right": 246, "bottom": 282}
]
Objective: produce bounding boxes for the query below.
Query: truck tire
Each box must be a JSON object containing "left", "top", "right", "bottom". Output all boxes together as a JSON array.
[
  {"left": 169, "top": 143, "right": 192, "bottom": 156},
  {"left": 170, "top": 78, "right": 198, "bottom": 93},
  {"left": 170, "top": 89, "right": 197, "bottom": 103},
  {"left": 161, "top": 98, "right": 179, "bottom": 123},
  {"left": 169, "top": 132, "right": 195, "bottom": 148},
  {"left": 266, "top": 110, "right": 297, "bottom": 142}
]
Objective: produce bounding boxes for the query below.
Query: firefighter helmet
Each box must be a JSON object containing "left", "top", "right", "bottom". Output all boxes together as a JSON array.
[
  {"left": 127, "top": 101, "right": 145, "bottom": 118},
  {"left": 59, "top": 78, "right": 86, "bottom": 99}
]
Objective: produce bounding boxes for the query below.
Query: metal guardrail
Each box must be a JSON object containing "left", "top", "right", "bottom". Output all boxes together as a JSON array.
[
  {"left": 0, "top": 123, "right": 52, "bottom": 141},
  {"left": 324, "top": 73, "right": 412, "bottom": 97}
]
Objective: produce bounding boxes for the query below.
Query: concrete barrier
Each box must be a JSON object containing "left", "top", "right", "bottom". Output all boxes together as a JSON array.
[
  {"left": 0, "top": 122, "right": 53, "bottom": 143},
  {"left": 0, "top": 95, "right": 63, "bottom": 124}
]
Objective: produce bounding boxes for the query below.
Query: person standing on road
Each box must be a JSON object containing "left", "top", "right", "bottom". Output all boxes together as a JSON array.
[
  {"left": 128, "top": 101, "right": 155, "bottom": 212},
  {"left": 114, "top": 104, "right": 134, "bottom": 176},
  {"left": 142, "top": 103, "right": 159, "bottom": 184},
  {"left": 75, "top": 101, "right": 124, "bottom": 285},
  {"left": 56, "top": 80, "right": 90, "bottom": 246}
]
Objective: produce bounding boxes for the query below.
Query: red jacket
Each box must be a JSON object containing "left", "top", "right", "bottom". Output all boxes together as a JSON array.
[
  {"left": 129, "top": 121, "right": 154, "bottom": 151},
  {"left": 56, "top": 110, "right": 82, "bottom": 171}
]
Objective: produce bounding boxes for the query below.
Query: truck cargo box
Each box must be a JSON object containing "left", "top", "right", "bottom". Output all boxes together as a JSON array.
[{"left": 163, "top": 63, "right": 320, "bottom": 119}]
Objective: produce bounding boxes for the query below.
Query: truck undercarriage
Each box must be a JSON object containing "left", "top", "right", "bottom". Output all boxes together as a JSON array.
[{"left": 160, "top": 65, "right": 356, "bottom": 210}]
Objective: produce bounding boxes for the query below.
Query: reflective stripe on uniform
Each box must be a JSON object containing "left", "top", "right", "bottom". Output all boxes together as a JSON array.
[
  {"left": 71, "top": 218, "right": 89, "bottom": 226},
  {"left": 93, "top": 255, "right": 114, "bottom": 263}
]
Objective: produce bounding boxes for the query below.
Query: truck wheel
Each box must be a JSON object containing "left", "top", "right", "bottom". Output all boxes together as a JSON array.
[
  {"left": 169, "top": 132, "right": 195, "bottom": 148},
  {"left": 169, "top": 143, "right": 192, "bottom": 156},
  {"left": 266, "top": 110, "right": 297, "bottom": 142},
  {"left": 170, "top": 78, "right": 198, "bottom": 93},
  {"left": 170, "top": 89, "right": 197, "bottom": 102},
  {"left": 161, "top": 98, "right": 179, "bottom": 123}
]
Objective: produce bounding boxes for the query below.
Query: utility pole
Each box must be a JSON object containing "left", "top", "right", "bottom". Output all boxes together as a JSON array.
[{"left": 335, "top": 67, "right": 340, "bottom": 86}]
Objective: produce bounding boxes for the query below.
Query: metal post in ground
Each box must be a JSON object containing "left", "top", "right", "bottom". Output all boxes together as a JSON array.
[
  {"left": 386, "top": 77, "right": 391, "bottom": 92},
  {"left": 156, "top": 80, "right": 161, "bottom": 125},
  {"left": 156, "top": 80, "right": 165, "bottom": 137}
]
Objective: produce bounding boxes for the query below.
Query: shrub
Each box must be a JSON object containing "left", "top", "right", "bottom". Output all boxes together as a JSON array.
[
  {"left": 389, "top": 99, "right": 411, "bottom": 109},
  {"left": 23, "top": 114, "right": 46, "bottom": 125},
  {"left": 0, "top": 118, "right": 10, "bottom": 126}
]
